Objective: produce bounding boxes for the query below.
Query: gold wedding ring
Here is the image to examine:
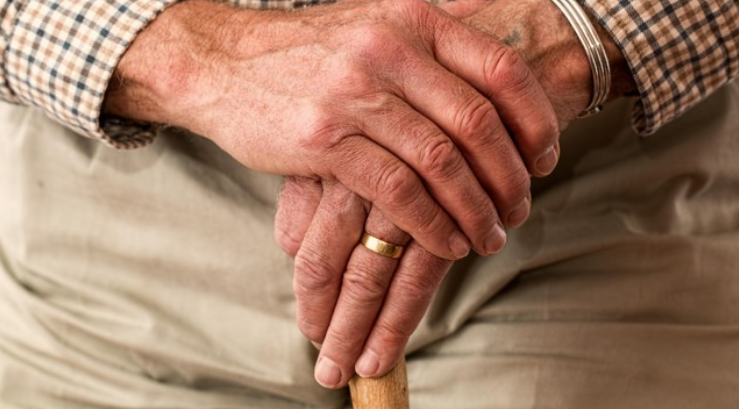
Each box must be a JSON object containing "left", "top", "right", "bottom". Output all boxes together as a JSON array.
[{"left": 360, "top": 232, "right": 405, "bottom": 259}]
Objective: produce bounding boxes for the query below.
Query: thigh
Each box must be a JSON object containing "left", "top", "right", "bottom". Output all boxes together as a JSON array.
[
  {"left": 406, "top": 82, "right": 739, "bottom": 409},
  {"left": 0, "top": 103, "right": 343, "bottom": 408}
]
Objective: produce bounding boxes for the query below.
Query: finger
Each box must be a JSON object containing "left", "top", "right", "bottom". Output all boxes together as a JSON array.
[
  {"left": 275, "top": 177, "right": 323, "bottom": 257},
  {"left": 331, "top": 135, "right": 471, "bottom": 260},
  {"left": 392, "top": 58, "right": 532, "bottom": 230},
  {"left": 357, "top": 98, "right": 506, "bottom": 255},
  {"left": 430, "top": 12, "right": 561, "bottom": 177},
  {"left": 355, "top": 241, "right": 453, "bottom": 378},
  {"left": 314, "top": 208, "right": 409, "bottom": 389},
  {"left": 293, "top": 181, "right": 367, "bottom": 344},
  {"left": 438, "top": 0, "right": 488, "bottom": 18}
]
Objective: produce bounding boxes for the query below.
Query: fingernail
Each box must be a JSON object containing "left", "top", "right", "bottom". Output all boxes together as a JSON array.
[
  {"left": 449, "top": 231, "right": 471, "bottom": 259},
  {"left": 506, "top": 197, "right": 531, "bottom": 228},
  {"left": 356, "top": 349, "right": 380, "bottom": 378},
  {"left": 483, "top": 223, "right": 507, "bottom": 255},
  {"left": 536, "top": 146, "right": 559, "bottom": 176},
  {"left": 315, "top": 356, "right": 343, "bottom": 389},
  {"left": 311, "top": 341, "right": 322, "bottom": 350}
]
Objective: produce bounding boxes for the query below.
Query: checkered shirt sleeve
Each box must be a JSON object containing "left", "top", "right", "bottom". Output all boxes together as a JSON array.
[
  {"left": 580, "top": 0, "right": 739, "bottom": 135},
  {"left": 0, "top": 0, "right": 181, "bottom": 148},
  {"left": 1, "top": 0, "right": 737, "bottom": 147}
]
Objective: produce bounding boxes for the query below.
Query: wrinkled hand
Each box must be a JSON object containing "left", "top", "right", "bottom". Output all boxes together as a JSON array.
[
  {"left": 105, "top": 0, "right": 559, "bottom": 260},
  {"left": 276, "top": 177, "right": 454, "bottom": 389},
  {"left": 274, "top": 0, "right": 639, "bottom": 390}
]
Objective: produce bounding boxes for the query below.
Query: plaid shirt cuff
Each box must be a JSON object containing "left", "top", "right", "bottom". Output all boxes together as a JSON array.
[
  {"left": 1, "top": 0, "right": 179, "bottom": 148},
  {"left": 580, "top": 0, "right": 739, "bottom": 136}
]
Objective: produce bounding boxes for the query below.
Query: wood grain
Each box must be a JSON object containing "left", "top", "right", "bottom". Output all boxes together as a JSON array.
[{"left": 349, "top": 357, "right": 409, "bottom": 409}]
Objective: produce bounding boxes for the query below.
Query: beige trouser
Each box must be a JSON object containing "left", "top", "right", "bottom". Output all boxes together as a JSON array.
[{"left": 1, "top": 82, "right": 739, "bottom": 409}]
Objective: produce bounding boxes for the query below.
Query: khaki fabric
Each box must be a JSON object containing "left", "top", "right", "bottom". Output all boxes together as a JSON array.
[{"left": 1, "top": 82, "right": 739, "bottom": 408}]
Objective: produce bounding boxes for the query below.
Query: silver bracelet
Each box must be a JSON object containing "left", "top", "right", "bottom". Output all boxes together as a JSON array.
[{"left": 549, "top": 0, "right": 611, "bottom": 117}]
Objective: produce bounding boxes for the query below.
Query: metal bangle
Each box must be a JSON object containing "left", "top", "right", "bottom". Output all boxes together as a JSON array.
[{"left": 549, "top": 0, "right": 611, "bottom": 117}]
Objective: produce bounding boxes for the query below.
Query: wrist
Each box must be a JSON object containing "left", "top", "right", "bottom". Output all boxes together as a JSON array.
[
  {"left": 464, "top": 0, "right": 636, "bottom": 124},
  {"left": 102, "top": 0, "right": 260, "bottom": 132}
]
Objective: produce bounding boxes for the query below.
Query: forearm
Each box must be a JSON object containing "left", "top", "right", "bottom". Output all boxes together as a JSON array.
[{"left": 103, "top": 1, "right": 261, "bottom": 132}]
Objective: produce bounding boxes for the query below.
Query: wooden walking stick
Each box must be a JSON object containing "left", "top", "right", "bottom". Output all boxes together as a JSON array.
[{"left": 349, "top": 356, "right": 409, "bottom": 409}]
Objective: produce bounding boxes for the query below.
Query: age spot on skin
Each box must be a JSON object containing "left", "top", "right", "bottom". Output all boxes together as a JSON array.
[{"left": 503, "top": 29, "right": 522, "bottom": 47}]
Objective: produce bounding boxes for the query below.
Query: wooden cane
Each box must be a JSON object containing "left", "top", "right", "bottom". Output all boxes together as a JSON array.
[{"left": 349, "top": 356, "right": 409, "bottom": 409}]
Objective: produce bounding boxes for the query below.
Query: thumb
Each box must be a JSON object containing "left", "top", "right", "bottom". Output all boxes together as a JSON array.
[{"left": 438, "top": 0, "right": 489, "bottom": 19}]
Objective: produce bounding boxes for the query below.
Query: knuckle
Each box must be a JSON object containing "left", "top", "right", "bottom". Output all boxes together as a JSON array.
[
  {"left": 455, "top": 97, "right": 503, "bottom": 146},
  {"left": 539, "top": 111, "right": 561, "bottom": 147},
  {"left": 393, "top": 0, "right": 434, "bottom": 20},
  {"left": 296, "top": 311, "right": 326, "bottom": 343},
  {"left": 522, "top": 110, "right": 560, "bottom": 150},
  {"left": 374, "top": 165, "right": 453, "bottom": 245},
  {"left": 484, "top": 46, "right": 535, "bottom": 94},
  {"left": 479, "top": 122, "right": 508, "bottom": 152},
  {"left": 513, "top": 100, "right": 560, "bottom": 160},
  {"left": 323, "top": 182, "right": 356, "bottom": 210},
  {"left": 418, "top": 137, "right": 464, "bottom": 180},
  {"left": 527, "top": 114, "right": 560, "bottom": 164},
  {"left": 274, "top": 226, "right": 301, "bottom": 258},
  {"left": 464, "top": 198, "right": 499, "bottom": 232},
  {"left": 293, "top": 251, "right": 337, "bottom": 296},
  {"left": 394, "top": 255, "right": 451, "bottom": 300},
  {"left": 361, "top": 92, "right": 401, "bottom": 119},
  {"left": 349, "top": 24, "right": 400, "bottom": 62},
  {"left": 410, "top": 205, "right": 451, "bottom": 244},
  {"left": 393, "top": 272, "right": 438, "bottom": 302},
  {"left": 331, "top": 60, "right": 384, "bottom": 100},
  {"left": 301, "top": 108, "right": 358, "bottom": 154},
  {"left": 324, "top": 334, "right": 357, "bottom": 359},
  {"left": 283, "top": 175, "right": 320, "bottom": 195},
  {"left": 374, "top": 318, "right": 413, "bottom": 346},
  {"left": 360, "top": 0, "right": 440, "bottom": 56},
  {"left": 341, "top": 266, "right": 388, "bottom": 307},
  {"left": 500, "top": 168, "right": 531, "bottom": 203},
  {"left": 375, "top": 163, "right": 420, "bottom": 208}
]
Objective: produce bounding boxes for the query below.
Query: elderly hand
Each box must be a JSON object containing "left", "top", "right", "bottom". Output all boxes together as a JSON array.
[
  {"left": 104, "top": 0, "right": 559, "bottom": 260},
  {"left": 277, "top": 177, "right": 455, "bottom": 389},
  {"left": 275, "top": 0, "right": 637, "bottom": 390}
]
